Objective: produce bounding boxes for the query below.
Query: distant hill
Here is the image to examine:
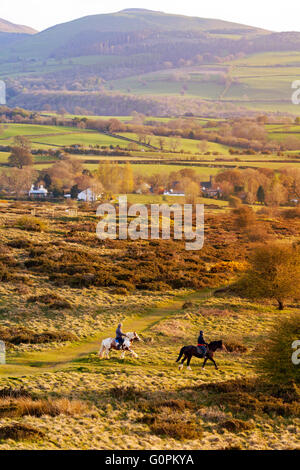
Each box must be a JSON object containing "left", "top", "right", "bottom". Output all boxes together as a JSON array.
[
  {"left": 0, "top": 8, "right": 268, "bottom": 60},
  {"left": 0, "top": 18, "right": 36, "bottom": 34},
  {"left": 1, "top": 9, "right": 300, "bottom": 116}
]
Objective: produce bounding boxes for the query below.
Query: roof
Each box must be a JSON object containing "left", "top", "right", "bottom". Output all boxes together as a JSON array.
[{"left": 29, "top": 184, "right": 48, "bottom": 195}]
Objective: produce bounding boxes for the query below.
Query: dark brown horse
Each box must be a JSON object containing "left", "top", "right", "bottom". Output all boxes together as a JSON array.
[{"left": 176, "top": 340, "right": 225, "bottom": 370}]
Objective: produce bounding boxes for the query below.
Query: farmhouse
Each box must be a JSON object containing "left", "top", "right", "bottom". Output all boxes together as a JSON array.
[
  {"left": 78, "top": 187, "right": 101, "bottom": 202},
  {"left": 29, "top": 184, "right": 48, "bottom": 199},
  {"left": 163, "top": 189, "right": 185, "bottom": 196},
  {"left": 201, "top": 176, "right": 221, "bottom": 198}
]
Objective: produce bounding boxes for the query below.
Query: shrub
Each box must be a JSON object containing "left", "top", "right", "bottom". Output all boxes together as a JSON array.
[
  {"left": 27, "top": 293, "right": 71, "bottom": 309},
  {"left": 282, "top": 208, "right": 300, "bottom": 219},
  {"left": 236, "top": 242, "right": 300, "bottom": 310},
  {"left": 0, "top": 262, "right": 10, "bottom": 281},
  {"left": 0, "top": 326, "right": 76, "bottom": 345},
  {"left": 246, "top": 224, "right": 270, "bottom": 242},
  {"left": 16, "top": 216, "right": 49, "bottom": 232},
  {"left": 109, "top": 386, "right": 146, "bottom": 402},
  {"left": 182, "top": 301, "right": 194, "bottom": 310},
  {"left": 0, "top": 423, "right": 44, "bottom": 441},
  {"left": 0, "top": 387, "right": 30, "bottom": 399},
  {"left": 233, "top": 206, "right": 256, "bottom": 228},
  {"left": 224, "top": 339, "right": 248, "bottom": 353},
  {"left": 112, "top": 287, "right": 128, "bottom": 296},
  {"left": 150, "top": 419, "right": 202, "bottom": 441},
  {"left": 8, "top": 238, "right": 33, "bottom": 249},
  {"left": 218, "top": 419, "right": 254, "bottom": 432},
  {"left": 257, "top": 314, "right": 300, "bottom": 384},
  {"left": 139, "top": 399, "right": 194, "bottom": 413},
  {"left": 228, "top": 196, "right": 242, "bottom": 208}
]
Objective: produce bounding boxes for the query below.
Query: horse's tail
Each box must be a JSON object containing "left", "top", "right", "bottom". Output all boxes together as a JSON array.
[{"left": 176, "top": 346, "right": 185, "bottom": 362}]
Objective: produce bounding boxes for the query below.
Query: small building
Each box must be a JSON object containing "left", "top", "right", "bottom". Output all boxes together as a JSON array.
[
  {"left": 201, "top": 176, "right": 221, "bottom": 198},
  {"left": 29, "top": 184, "right": 48, "bottom": 199},
  {"left": 163, "top": 189, "right": 185, "bottom": 197},
  {"left": 78, "top": 188, "right": 101, "bottom": 202}
]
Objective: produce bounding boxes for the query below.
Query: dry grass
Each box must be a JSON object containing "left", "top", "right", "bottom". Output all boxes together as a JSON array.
[{"left": 0, "top": 397, "right": 90, "bottom": 418}]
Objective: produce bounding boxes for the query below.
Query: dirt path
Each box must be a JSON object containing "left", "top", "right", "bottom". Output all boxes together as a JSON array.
[{"left": 0, "top": 291, "right": 207, "bottom": 378}]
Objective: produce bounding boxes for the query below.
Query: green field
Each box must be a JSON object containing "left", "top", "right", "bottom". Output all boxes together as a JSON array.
[
  {"left": 1, "top": 122, "right": 300, "bottom": 177},
  {"left": 98, "top": 52, "right": 300, "bottom": 115}
]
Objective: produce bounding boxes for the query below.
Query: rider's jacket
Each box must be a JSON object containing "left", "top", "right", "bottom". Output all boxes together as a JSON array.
[
  {"left": 116, "top": 327, "right": 125, "bottom": 340},
  {"left": 197, "top": 332, "right": 206, "bottom": 346}
]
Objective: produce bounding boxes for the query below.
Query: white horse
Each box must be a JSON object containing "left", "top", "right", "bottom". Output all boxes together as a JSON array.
[{"left": 98, "top": 332, "right": 141, "bottom": 360}]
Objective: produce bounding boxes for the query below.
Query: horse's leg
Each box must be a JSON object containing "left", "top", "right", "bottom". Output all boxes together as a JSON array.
[
  {"left": 202, "top": 357, "right": 208, "bottom": 369},
  {"left": 178, "top": 355, "right": 187, "bottom": 370},
  {"left": 207, "top": 356, "right": 218, "bottom": 370},
  {"left": 208, "top": 356, "right": 218, "bottom": 370},
  {"left": 98, "top": 340, "right": 107, "bottom": 359},
  {"left": 128, "top": 348, "right": 138, "bottom": 358},
  {"left": 120, "top": 350, "right": 125, "bottom": 359},
  {"left": 98, "top": 344, "right": 104, "bottom": 359},
  {"left": 186, "top": 355, "right": 192, "bottom": 371}
]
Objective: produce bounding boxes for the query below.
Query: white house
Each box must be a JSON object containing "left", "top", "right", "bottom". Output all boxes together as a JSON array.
[
  {"left": 77, "top": 188, "right": 101, "bottom": 202},
  {"left": 29, "top": 184, "right": 48, "bottom": 199},
  {"left": 163, "top": 189, "right": 185, "bottom": 197}
]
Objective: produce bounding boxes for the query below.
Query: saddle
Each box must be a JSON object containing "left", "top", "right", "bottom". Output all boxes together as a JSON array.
[
  {"left": 115, "top": 338, "right": 124, "bottom": 350},
  {"left": 197, "top": 344, "right": 207, "bottom": 357}
]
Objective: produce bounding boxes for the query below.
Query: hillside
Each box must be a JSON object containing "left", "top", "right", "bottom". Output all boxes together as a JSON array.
[
  {"left": 1, "top": 9, "right": 267, "bottom": 60},
  {"left": 0, "top": 18, "right": 36, "bottom": 34},
  {"left": 1, "top": 9, "right": 300, "bottom": 116}
]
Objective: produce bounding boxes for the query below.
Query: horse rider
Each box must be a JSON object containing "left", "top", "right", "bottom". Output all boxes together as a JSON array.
[
  {"left": 115, "top": 322, "right": 126, "bottom": 350},
  {"left": 197, "top": 330, "right": 208, "bottom": 357}
]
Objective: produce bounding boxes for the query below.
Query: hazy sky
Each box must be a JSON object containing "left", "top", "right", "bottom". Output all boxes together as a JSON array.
[{"left": 1, "top": 0, "right": 299, "bottom": 32}]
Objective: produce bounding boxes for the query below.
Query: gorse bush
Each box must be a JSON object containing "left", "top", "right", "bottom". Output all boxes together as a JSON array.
[
  {"left": 27, "top": 293, "right": 72, "bottom": 309},
  {"left": 218, "top": 419, "right": 254, "bottom": 432},
  {"left": 150, "top": 419, "right": 202, "bottom": 441},
  {"left": 257, "top": 314, "right": 300, "bottom": 385},
  {"left": 233, "top": 206, "right": 257, "bottom": 228},
  {"left": 0, "top": 326, "right": 76, "bottom": 345},
  {"left": 16, "top": 216, "right": 49, "bottom": 232}
]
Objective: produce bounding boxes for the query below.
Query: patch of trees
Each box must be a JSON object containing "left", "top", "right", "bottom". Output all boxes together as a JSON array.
[{"left": 215, "top": 167, "right": 300, "bottom": 206}]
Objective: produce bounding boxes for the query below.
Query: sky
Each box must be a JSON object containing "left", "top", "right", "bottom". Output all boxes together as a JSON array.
[{"left": 1, "top": 0, "right": 299, "bottom": 33}]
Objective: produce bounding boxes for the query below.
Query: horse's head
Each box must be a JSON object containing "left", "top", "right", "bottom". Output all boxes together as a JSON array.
[
  {"left": 126, "top": 332, "right": 142, "bottom": 342},
  {"left": 208, "top": 340, "right": 224, "bottom": 352}
]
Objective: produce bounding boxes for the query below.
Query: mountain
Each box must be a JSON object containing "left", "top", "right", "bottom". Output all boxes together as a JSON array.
[
  {"left": 1, "top": 9, "right": 300, "bottom": 116},
  {"left": 0, "top": 18, "right": 37, "bottom": 34},
  {"left": 0, "top": 8, "right": 268, "bottom": 60}
]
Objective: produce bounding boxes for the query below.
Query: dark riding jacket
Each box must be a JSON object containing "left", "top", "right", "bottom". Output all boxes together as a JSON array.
[
  {"left": 116, "top": 327, "right": 126, "bottom": 340},
  {"left": 198, "top": 332, "right": 207, "bottom": 346}
]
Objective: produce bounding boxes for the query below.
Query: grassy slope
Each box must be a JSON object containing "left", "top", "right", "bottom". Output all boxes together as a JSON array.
[{"left": 97, "top": 50, "right": 300, "bottom": 115}]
